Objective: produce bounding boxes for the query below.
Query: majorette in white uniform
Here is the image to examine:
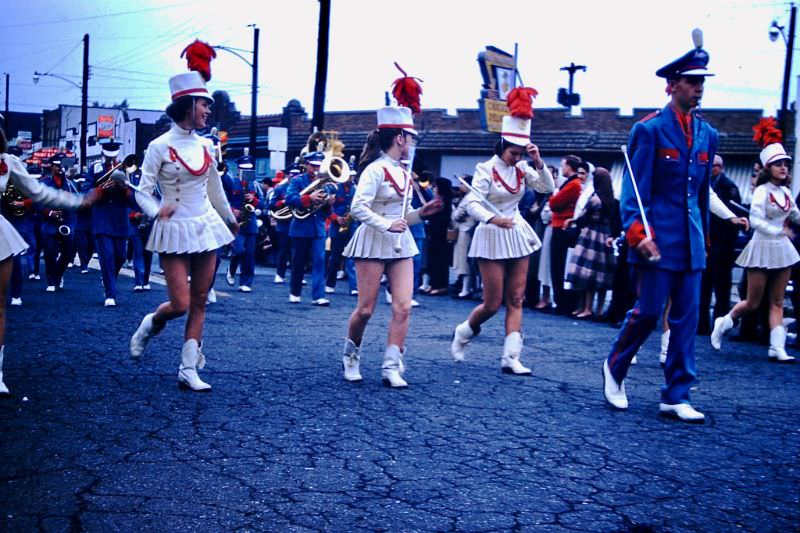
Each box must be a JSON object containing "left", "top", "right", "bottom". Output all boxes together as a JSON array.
[
  {"left": 465, "top": 154, "right": 553, "bottom": 260},
  {"left": 735, "top": 154, "right": 800, "bottom": 269},
  {"left": 136, "top": 122, "right": 236, "bottom": 254},
  {"left": 343, "top": 106, "right": 423, "bottom": 261},
  {"left": 0, "top": 154, "right": 83, "bottom": 260}
]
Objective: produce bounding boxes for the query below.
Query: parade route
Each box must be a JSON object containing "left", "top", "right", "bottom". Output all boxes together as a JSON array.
[{"left": 1, "top": 266, "right": 798, "bottom": 532}]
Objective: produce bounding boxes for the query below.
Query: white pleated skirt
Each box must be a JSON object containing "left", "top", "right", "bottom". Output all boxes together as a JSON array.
[
  {"left": 736, "top": 236, "right": 800, "bottom": 269},
  {"left": 343, "top": 224, "right": 418, "bottom": 260},
  {"left": 469, "top": 215, "right": 541, "bottom": 260},
  {"left": 0, "top": 216, "right": 29, "bottom": 261},
  {"left": 146, "top": 209, "right": 234, "bottom": 254}
]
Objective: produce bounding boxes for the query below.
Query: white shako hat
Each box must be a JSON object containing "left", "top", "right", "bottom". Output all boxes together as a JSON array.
[
  {"left": 501, "top": 115, "right": 531, "bottom": 147},
  {"left": 168, "top": 71, "right": 214, "bottom": 102},
  {"left": 760, "top": 143, "right": 792, "bottom": 167},
  {"left": 377, "top": 106, "right": 417, "bottom": 136}
]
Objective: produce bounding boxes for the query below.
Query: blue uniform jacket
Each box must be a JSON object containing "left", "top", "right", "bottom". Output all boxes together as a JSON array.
[
  {"left": 286, "top": 173, "right": 333, "bottom": 239},
  {"left": 222, "top": 172, "right": 262, "bottom": 235},
  {"left": 39, "top": 175, "right": 77, "bottom": 235},
  {"left": 89, "top": 161, "right": 134, "bottom": 237},
  {"left": 621, "top": 104, "right": 718, "bottom": 272},
  {"left": 73, "top": 176, "right": 93, "bottom": 232},
  {"left": 328, "top": 181, "right": 355, "bottom": 236},
  {"left": 268, "top": 180, "right": 291, "bottom": 233}
]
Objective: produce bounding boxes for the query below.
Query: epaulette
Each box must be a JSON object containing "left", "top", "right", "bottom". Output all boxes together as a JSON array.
[{"left": 638, "top": 110, "right": 660, "bottom": 123}]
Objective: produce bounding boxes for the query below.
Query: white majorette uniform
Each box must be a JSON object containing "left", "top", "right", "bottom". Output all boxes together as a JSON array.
[
  {"left": 465, "top": 155, "right": 554, "bottom": 260},
  {"left": 136, "top": 123, "right": 236, "bottom": 253},
  {"left": 0, "top": 154, "right": 83, "bottom": 260},
  {"left": 343, "top": 153, "right": 422, "bottom": 260},
  {"left": 735, "top": 181, "right": 800, "bottom": 269}
]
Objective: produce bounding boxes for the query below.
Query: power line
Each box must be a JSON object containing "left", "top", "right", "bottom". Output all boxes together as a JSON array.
[
  {"left": 0, "top": 2, "right": 192, "bottom": 29},
  {"left": 43, "top": 39, "right": 83, "bottom": 75}
]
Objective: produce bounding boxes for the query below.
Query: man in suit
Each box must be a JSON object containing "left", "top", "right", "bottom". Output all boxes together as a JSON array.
[{"left": 602, "top": 30, "right": 717, "bottom": 423}]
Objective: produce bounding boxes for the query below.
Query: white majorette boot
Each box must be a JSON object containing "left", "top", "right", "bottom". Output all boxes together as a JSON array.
[
  {"left": 602, "top": 359, "right": 628, "bottom": 410},
  {"left": 659, "top": 329, "right": 671, "bottom": 366},
  {"left": 178, "top": 339, "right": 211, "bottom": 391},
  {"left": 450, "top": 320, "right": 476, "bottom": 362},
  {"left": 0, "top": 346, "right": 9, "bottom": 395},
  {"left": 130, "top": 312, "right": 165, "bottom": 358},
  {"left": 710, "top": 313, "right": 734, "bottom": 350},
  {"left": 342, "top": 338, "right": 363, "bottom": 382},
  {"left": 382, "top": 344, "right": 408, "bottom": 388},
  {"left": 500, "top": 331, "right": 532, "bottom": 375},
  {"left": 768, "top": 325, "right": 795, "bottom": 363}
]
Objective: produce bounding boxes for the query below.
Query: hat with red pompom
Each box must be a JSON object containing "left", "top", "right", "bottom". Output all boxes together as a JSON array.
[
  {"left": 501, "top": 86, "right": 538, "bottom": 146},
  {"left": 752, "top": 116, "right": 790, "bottom": 167},
  {"left": 169, "top": 40, "right": 216, "bottom": 102}
]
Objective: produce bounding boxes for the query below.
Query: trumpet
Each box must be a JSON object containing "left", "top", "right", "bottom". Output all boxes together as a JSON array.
[{"left": 94, "top": 154, "right": 139, "bottom": 187}]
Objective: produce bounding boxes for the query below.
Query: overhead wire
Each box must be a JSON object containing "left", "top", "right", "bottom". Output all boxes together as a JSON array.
[{"left": 0, "top": 2, "right": 193, "bottom": 29}]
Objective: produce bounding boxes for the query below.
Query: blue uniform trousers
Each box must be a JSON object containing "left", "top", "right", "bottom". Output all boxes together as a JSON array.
[
  {"left": 229, "top": 233, "right": 256, "bottom": 286},
  {"left": 9, "top": 227, "right": 34, "bottom": 299},
  {"left": 95, "top": 235, "right": 127, "bottom": 299},
  {"left": 325, "top": 230, "right": 356, "bottom": 291},
  {"left": 74, "top": 230, "right": 94, "bottom": 271},
  {"left": 274, "top": 231, "right": 291, "bottom": 278},
  {"left": 606, "top": 266, "right": 701, "bottom": 405},
  {"left": 42, "top": 233, "right": 75, "bottom": 287},
  {"left": 129, "top": 233, "right": 153, "bottom": 286},
  {"left": 413, "top": 235, "right": 425, "bottom": 291},
  {"left": 290, "top": 236, "right": 325, "bottom": 300}
]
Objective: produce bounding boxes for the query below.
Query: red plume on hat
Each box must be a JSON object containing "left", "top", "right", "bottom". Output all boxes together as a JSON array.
[
  {"left": 391, "top": 62, "right": 423, "bottom": 115},
  {"left": 506, "top": 87, "right": 538, "bottom": 119},
  {"left": 181, "top": 39, "right": 217, "bottom": 82},
  {"left": 752, "top": 116, "right": 783, "bottom": 147}
]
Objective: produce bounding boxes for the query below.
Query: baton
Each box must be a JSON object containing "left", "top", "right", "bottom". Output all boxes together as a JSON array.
[
  {"left": 393, "top": 172, "right": 412, "bottom": 253},
  {"left": 620, "top": 145, "right": 659, "bottom": 262},
  {"left": 458, "top": 176, "right": 506, "bottom": 220}
]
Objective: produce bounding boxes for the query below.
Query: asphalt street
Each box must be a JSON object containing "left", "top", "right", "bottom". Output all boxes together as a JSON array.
[{"left": 1, "top": 262, "right": 798, "bottom": 532}]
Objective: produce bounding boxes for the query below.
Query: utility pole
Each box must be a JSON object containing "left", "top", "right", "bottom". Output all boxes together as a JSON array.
[
  {"left": 80, "top": 33, "right": 89, "bottom": 170},
  {"left": 311, "top": 0, "right": 331, "bottom": 132},
  {"left": 3, "top": 73, "right": 8, "bottom": 132},
  {"left": 250, "top": 25, "right": 259, "bottom": 157},
  {"left": 780, "top": 4, "right": 796, "bottom": 140}
]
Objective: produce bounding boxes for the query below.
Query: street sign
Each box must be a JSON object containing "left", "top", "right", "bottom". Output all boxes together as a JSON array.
[{"left": 268, "top": 127, "right": 288, "bottom": 152}]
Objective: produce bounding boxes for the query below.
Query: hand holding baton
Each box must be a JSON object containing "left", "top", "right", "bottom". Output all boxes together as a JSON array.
[
  {"left": 620, "top": 144, "right": 660, "bottom": 263},
  {"left": 457, "top": 176, "right": 508, "bottom": 221}
]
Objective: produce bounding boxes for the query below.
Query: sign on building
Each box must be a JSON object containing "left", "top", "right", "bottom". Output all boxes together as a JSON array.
[{"left": 477, "top": 46, "right": 517, "bottom": 133}]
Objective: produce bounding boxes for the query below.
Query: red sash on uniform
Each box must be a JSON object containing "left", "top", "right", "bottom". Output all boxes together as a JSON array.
[
  {"left": 168, "top": 146, "right": 212, "bottom": 176},
  {"left": 492, "top": 166, "right": 524, "bottom": 194}
]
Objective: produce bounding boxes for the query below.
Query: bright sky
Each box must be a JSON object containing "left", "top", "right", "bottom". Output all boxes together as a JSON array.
[{"left": 0, "top": 0, "right": 795, "bottom": 117}]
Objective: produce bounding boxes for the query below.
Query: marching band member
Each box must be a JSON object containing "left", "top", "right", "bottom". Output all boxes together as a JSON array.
[
  {"left": 0, "top": 128, "right": 94, "bottom": 394},
  {"left": 325, "top": 163, "right": 357, "bottom": 296},
  {"left": 128, "top": 167, "right": 155, "bottom": 292},
  {"left": 89, "top": 139, "right": 132, "bottom": 306},
  {"left": 340, "top": 104, "right": 441, "bottom": 387},
  {"left": 449, "top": 88, "right": 554, "bottom": 374},
  {"left": 267, "top": 163, "right": 297, "bottom": 283},
  {"left": 602, "top": 30, "right": 716, "bottom": 422},
  {"left": 40, "top": 154, "right": 78, "bottom": 293},
  {"left": 129, "top": 41, "right": 238, "bottom": 391},
  {"left": 73, "top": 165, "right": 94, "bottom": 274},
  {"left": 711, "top": 142, "right": 799, "bottom": 362},
  {"left": 224, "top": 150, "right": 262, "bottom": 292},
  {"left": 286, "top": 151, "right": 334, "bottom": 305}
]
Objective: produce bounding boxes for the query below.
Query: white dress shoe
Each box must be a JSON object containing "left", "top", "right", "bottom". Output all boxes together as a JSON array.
[
  {"left": 59, "top": 279, "right": 64, "bottom": 289},
  {"left": 81, "top": 269, "right": 89, "bottom": 274},
  {"left": 289, "top": 294, "right": 301, "bottom": 303},
  {"left": 10, "top": 298, "right": 22, "bottom": 306},
  {"left": 239, "top": 285, "right": 252, "bottom": 293},
  {"left": 710, "top": 314, "right": 733, "bottom": 350},
  {"left": 178, "top": 339, "right": 211, "bottom": 392},
  {"left": 273, "top": 274, "right": 284, "bottom": 284},
  {"left": 342, "top": 338, "right": 363, "bottom": 382},
  {"left": 382, "top": 345, "right": 408, "bottom": 388},
  {"left": 104, "top": 298, "right": 116, "bottom": 307},
  {"left": 133, "top": 285, "right": 143, "bottom": 292},
  {"left": 28, "top": 273, "right": 36, "bottom": 280},
  {"left": 0, "top": 346, "right": 8, "bottom": 395},
  {"left": 46, "top": 285, "right": 56, "bottom": 292},
  {"left": 312, "top": 298, "right": 330, "bottom": 306},
  {"left": 500, "top": 332, "right": 531, "bottom": 375},
  {"left": 206, "top": 288, "right": 217, "bottom": 304},
  {"left": 350, "top": 289, "right": 359, "bottom": 296},
  {"left": 130, "top": 312, "right": 165, "bottom": 358},
  {"left": 630, "top": 354, "right": 638, "bottom": 365},
  {"left": 411, "top": 299, "right": 419, "bottom": 307},
  {"left": 142, "top": 284, "right": 151, "bottom": 291},
  {"left": 225, "top": 268, "right": 236, "bottom": 286},
  {"left": 336, "top": 270, "right": 345, "bottom": 280},
  {"left": 450, "top": 320, "right": 475, "bottom": 362},
  {"left": 659, "top": 402, "right": 705, "bottom": 423},
  {"left": 768, "top": 325, "right": 795, "bottom": 362},
  {"left": 602, "top": 359, "right": 628, "bottom": 409},
  {"left": 325, "top": 286, "right": 335, "bottom": 294}
]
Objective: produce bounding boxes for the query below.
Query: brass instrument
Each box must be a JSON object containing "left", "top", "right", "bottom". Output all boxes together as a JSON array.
[
  {"left": 94, "top": 154, "right": 139, "bottom": 187},
  {"left": 48, "top": 210, "right": 71, "bottom": 236},
  {"left": 1, "top": 183, "right": 26, "bottom": 217}
]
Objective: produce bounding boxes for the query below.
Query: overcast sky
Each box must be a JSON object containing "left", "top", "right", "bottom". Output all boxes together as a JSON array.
[{"left": 1, "top": 0, "right": 795, "bottom": 118}]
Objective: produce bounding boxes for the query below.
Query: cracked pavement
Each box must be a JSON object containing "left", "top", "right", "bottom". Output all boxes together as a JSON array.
[{"left": 1, "top": 263, "right": 798, "bottom": 531}]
